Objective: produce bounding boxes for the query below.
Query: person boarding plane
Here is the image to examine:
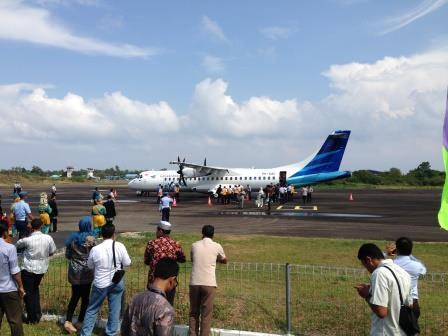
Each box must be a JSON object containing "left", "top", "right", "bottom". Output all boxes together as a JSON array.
[{"left": 128, "top": 130, "right": 351, "bottom": 195}]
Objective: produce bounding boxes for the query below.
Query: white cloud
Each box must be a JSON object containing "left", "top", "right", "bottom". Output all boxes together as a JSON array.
[
  {"left": 319, "top": 47, "right": 448, "bottom": 170},
  {"left": 323, "top": 48, "right": 448, "bottom": 119},
  {"left": 189, "top": 78, "right": 302, "bottom": 137},
  {"left": 0, "top": 84, "right": 180, "bottom": 145},
  {"left": 379, "top": 0, "right": 448, "bottom": 35},
  {"left": 201, "top": 16, "right": 228, "bottom": 42},
  {"left": 0, "top": 0, "right": 158, "bottom": 58},
  {"left": 202, "top": 55, "right": 225, "bottom": 74},
  {"left": 260, "top": 26, "right": 296, "bottom": 40}
]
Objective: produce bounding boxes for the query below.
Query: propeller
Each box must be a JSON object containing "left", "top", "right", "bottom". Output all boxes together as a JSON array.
[{"left": 176, "top": 156, "right": 187, "bottom": 187}]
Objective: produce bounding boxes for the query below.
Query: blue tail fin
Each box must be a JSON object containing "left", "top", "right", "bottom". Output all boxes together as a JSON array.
[{"left": 290, "top": 130, "right": 351, "bottom": 177}]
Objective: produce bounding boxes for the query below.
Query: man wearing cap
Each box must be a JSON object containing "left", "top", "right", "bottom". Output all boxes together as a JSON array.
[
  {"left": 13, "top": 192, "right": 33, "bottom": 239},
  {"left": 144, "top": 221, "right": 186, "bottom": 305},
  {"left": 160, "top": 192, "right": 173, "bottom": 222},
  {"left": 189, "top": 225, "right": 227, "bottom": 336},
  {"left": 121, "top": 258, "right": 179, "bottom": 336}
]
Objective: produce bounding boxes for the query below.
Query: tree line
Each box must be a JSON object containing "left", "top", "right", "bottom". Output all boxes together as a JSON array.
[
  {"left": 333, "top": 162, "right": 445, "bottom": 187},
  {"left": 0, "top": 166, "right": 138, "bottom": 180}
]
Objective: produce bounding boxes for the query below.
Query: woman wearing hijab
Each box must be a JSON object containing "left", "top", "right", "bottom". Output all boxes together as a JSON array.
[
  {"left": 64, "top": 216, "right": 95, "bottom": 334},
  {"left": 9, "top": 192, "right": 20, "bottom": 236},
  {"left": 91, "top": 197, "right": 106, "bottom": 238},
  {"left": 38, "top": 192, "right": 52, "bottom": 234}
]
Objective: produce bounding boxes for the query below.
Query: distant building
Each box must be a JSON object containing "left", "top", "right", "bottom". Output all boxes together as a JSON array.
[
  {"left": 87, "top": 168, "right": 95, "bottom": 179},
  {"left": 66, "top": 166, "right": 75, "bottom": 178}
]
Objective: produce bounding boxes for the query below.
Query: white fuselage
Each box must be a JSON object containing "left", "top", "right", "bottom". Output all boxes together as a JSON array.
[{"left": 128, "top": 156, "right": 312, "bottom": 194}]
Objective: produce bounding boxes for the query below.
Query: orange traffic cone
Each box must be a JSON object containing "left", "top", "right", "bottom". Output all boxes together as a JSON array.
[
  {"left": 208, "top": 196, "right": 212, "bottom": 207},
  {"left": 349, "top": 193, "right": 354, "bottom": 201},
  {"left": 172, "top": 198, "right": 177, "bottom": 207}
]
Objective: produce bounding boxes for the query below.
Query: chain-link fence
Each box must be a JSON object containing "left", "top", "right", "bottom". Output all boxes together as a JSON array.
[{"left": 37, "top": 256, "right": 447, "bottom": 335}]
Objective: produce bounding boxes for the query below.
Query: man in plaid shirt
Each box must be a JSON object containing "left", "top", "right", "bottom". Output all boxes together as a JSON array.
[{"left": 144, "top": 221, "right": 186, "bottom": 305}]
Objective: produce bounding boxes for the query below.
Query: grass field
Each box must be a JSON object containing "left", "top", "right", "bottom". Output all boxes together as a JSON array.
[{"left": 2, "top": 234, "right": 447, "bottom": 335}]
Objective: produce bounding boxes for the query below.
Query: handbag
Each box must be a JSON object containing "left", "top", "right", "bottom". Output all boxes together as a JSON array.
[
  {"left": 383, "top": 265, "right": 420, "bottom": 336},
  {"left": 111, "top": 240, "right": 125, "bottom": 284}
]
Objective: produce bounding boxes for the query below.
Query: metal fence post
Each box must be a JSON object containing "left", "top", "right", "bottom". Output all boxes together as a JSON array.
[{"left": 285, "top": 263, "right": 292, "bottom": 335}]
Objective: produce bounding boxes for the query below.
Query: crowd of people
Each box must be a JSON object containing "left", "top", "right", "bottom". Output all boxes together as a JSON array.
[
  {"left": 0, "top": 184, "right": 229, "bottom": 336},
  {"left": 214, "top": 184, "right": 314, "bottom": 209},
  {"left": 0, "top": 183, "right": 428, "bottom": 336},
  {"left": 154, "top": 183, "right": 315, "bottom": 211}
]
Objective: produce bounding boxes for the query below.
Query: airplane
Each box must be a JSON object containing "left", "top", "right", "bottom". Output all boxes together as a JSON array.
[{"left": 128, "top": 130, "right": 351, "bottom": 195}]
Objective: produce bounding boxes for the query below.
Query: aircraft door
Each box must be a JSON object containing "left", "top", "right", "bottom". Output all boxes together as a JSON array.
[{"left": 279, "top": 171, "right": 287, "bottom": 186}]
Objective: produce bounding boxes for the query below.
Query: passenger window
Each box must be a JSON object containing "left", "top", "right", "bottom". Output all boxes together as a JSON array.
[
  {"left": 240, "top": 177, "right": 242, "bottom": 180},
  {"left": 207, "top": 177, "right": 209, "bottom": 181},
  {"left": 225, "top": 177, "right": 228, "bottom": 180},
  {"left": 230, "top": 177, "right": 233, "bottom": 180},
  {"left": 244, "top": 177, "right": 247, "bottom": 180},
  {"left": 258, "top": 177, "right": 261, "bottom": 180},
  {"left": 263, "top": 177, "right": 266, "bottom": 180},
  {"left": 249, "top": 177, "right": 252, "bottom": 180}
]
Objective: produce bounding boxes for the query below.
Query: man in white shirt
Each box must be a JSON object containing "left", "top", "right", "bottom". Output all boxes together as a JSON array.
[
  {"left": 301, "top": 187, "right": 308, "bottom": 204},
  {"left": 16, "top": 219, "right": 56, "bottom": 324},
  {"left": 189, "top": 225, "right": 227, "bottom": 336},
  {"left": 394, "top": 237, "right": 426, "bottom": 328},
  {"left": 355, "top": 243, "right": 412, "bottom": 336},
  {"left": 307, "top": 186, "right": 314, "bottom": 203},
  {"left": 160, "top": 192, "right": 173, "bottom": 222},
  {"left": 81, "top": 223, "right": 131, "bottom": 336}
]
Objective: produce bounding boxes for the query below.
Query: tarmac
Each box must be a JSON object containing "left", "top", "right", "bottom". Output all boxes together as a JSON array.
[{"left": 2, "top": 184, "right": 448, "bottom": 248}]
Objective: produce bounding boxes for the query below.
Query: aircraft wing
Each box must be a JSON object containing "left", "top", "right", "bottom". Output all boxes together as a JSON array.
[{"left": 169, "top": 161, "right": 229, "bottom": 175}]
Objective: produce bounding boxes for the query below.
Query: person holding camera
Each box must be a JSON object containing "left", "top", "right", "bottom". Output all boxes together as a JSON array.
[
  {"left": 80, "top": 224, "right": 131, "bottom": 336},
  {"left": 355, "top": 243, "right": 412, "bottom": 336}
]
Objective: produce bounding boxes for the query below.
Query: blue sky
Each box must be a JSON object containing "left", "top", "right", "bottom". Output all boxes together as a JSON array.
[{"left": 0, "top": 0, "right": 447, "bottom": 171}]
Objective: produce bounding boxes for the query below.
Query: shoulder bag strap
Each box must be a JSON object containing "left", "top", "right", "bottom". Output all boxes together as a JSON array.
[
  {"left": 112, "top": 240, "right": 123, "bottom": 270},
  {"left": 383, "top": 265, "right": 404, "bottom": 305},
  {"left": 112, "top": 240, "right": 117, "bottom": 269}
]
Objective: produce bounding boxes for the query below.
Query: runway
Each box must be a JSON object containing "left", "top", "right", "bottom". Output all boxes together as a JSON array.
[{"left": 2, "top": 184, "right": 448, "bottom": 245}]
